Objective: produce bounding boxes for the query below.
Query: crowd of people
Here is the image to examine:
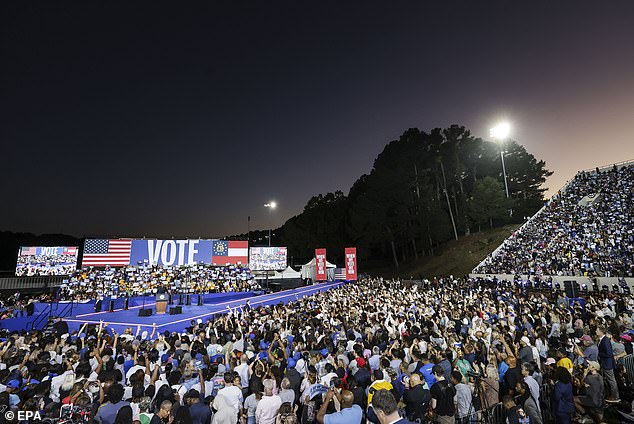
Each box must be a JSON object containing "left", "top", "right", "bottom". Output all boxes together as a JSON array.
[
  {"left": 1, "top": 276, "right": 634, "bottom": 423},
  {"left": 57, "top": 265, "right": 260, "bottom": 301},
  {"left": 475, "top": 163, "right": 634, "bottom": 277},
  {"left": 15, "top": 254, "right": 78, "bottom": 277}
]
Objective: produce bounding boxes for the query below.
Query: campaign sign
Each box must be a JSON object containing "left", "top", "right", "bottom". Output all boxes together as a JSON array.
[
  {"left": 129, "top": 239, "right": 213, "bottom": 266},
  {"left": 345, "top": 247, "right": 357, "bottom": 281},
  {"left": 315, "top": 248, "right": 327, "bottom": 281}
]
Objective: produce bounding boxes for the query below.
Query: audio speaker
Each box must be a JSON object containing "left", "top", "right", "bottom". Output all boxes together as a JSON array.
[
  {"left": 170, "top": 306, "right": 182, "bottom": 315},
  {"left": 138, "top": 309, "right": 152, "bottom": 317}
]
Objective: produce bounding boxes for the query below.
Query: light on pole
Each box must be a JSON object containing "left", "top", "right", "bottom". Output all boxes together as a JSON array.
[
  {"left": 490, "top": 122, "right": 511, "bottom": 198},
  {"left": 264, "top": 201, "right": 277, "bottom": 247}
]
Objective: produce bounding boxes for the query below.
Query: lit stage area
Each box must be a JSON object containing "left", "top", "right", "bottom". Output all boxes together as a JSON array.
[{"left": 0, "top": 281, "right": 345, "bottom": 334}]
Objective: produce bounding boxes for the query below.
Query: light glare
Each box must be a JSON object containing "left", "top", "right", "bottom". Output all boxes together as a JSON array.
[{"left": 490, "top": 122, "right": 511, "bottom": 140}]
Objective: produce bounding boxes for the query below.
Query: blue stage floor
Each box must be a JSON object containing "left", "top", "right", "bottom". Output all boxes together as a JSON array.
[{"left": 62, "top": 281, "right": 344, "bottom": 334}]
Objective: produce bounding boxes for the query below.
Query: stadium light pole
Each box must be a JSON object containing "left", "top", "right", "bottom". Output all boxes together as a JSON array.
[
  {"left": 264, "top": 201, "right": 277, "bottom": 247},
  {"left": 263, "top": 201, "right": 277, "bottom": 292},
  {"left": 489, "top": 122, "right": 511, "bottom": 198}
]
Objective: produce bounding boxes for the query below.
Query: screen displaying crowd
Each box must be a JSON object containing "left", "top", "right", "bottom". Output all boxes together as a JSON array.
[
  {"left": 15, "top": 247, "right": 79, "bottom": 277},
  {"left": 475, "top": 164, "right": 634, "bottom": 277},
  {"left": 249, "top": 248, "right": 288, "bottom": 271},
  {"left": 1, "top": 276, "right": 633, "bottom": 424},
  {"left": 57, "top": 264, "right": 260, "bottom": 301}
]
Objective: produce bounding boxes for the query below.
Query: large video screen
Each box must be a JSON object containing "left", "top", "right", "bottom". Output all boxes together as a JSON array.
[
  {"left": 16, "top": 246, "right": 79, "bottom": 276},
  {"left": 249, "top": 247, "right": 287, "bottom": 271}
]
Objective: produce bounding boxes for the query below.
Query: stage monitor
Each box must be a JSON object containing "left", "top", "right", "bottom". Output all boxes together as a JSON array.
[
  {"left": 15, "top": 246, "right": 79, "bottom": 276},
  {"left": 249, "top": 247, "right": 287, "bottom": 271}
]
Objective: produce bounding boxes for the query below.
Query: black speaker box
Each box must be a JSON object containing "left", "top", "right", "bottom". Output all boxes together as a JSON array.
[
  {"left": 138, "top": 309, "right": 152, "bottom": 317},
  {"left": 170, "top": 306, "right": 182, "bottom": 315}
]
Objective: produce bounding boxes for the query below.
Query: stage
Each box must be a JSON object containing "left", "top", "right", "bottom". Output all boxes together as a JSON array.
[{"left": 0, "top": 281, "right": 345, "bottom": 334}]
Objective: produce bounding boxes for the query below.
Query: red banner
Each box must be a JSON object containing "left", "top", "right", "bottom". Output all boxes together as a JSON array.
[
  {"left": 315, "top": 248, "right": 327, "bottom": 281},
  {"left": 345, "top": 247, "right": 357, "bottom": 280}
]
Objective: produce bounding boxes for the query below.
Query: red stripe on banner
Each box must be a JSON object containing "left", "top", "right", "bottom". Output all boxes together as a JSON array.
[
  {"left": 211, "top": 256, "right": 248, "bottom": 265},
  {"left": 228, "top": 240, "right": 248, "bottom": 248}
]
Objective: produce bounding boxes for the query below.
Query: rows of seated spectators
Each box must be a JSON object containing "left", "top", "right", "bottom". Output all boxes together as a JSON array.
[
  {"left": 57, "top": 264, "right": 260, "bottom": 301},
  {"left": 2, "top": 276, "right": 634, "bottom": 424},
  {"left": 476, "top": 163, "right": 634, "bottom": 277}
]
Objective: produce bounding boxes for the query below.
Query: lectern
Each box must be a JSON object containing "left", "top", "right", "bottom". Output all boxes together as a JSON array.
[{"left": 156, "top": 292, "right": 168, "bottom": 314}]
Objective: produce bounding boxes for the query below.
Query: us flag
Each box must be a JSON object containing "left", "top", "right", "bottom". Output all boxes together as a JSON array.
[
  {"left": 82, "top": 239, "right": 132, "bottom": 267},
  {"left": 19, "top": 246, "right": 38, "bottom": 256}
]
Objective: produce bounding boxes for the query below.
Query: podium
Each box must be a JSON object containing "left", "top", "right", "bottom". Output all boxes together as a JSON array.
[{"left": 156, "top": 293, "right": 168, "bottom": 315}]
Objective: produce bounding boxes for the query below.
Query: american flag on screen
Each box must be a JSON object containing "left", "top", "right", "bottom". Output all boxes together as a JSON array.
[
  {"left": 82, "top": 239, "right": 132, "bottom": 267},
  {"left": 211, "top": 240, "right": 248, "bottom": 265},
  {"left": 64, "top": 247, "right": 78, "bottom": 256},
  {"left": 19, "top": 246, "right": 37, "bottom": 256}
]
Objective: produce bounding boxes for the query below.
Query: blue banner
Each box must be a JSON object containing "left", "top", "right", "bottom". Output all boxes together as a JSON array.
[{"left": 129, "top": 239, "right": 213, "bottom": 266}]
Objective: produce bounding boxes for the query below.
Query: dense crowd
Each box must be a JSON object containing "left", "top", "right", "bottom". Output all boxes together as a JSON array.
[
  {"left": 475, "top": 164, "right": 634, "bottom": 277},
  {"left": 57, "top": 265, "right": 260, "bottom": 301},
  {"left": 16, "top": 254, "right": 78, "bottom": 277},
  {"left": 1, "top": 276, "right": 634, "bottom": 424}
]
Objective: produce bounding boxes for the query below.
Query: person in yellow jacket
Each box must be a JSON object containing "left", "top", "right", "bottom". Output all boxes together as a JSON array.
[{"left": 367, "top": 369, "right": 394, "bottom": 406}]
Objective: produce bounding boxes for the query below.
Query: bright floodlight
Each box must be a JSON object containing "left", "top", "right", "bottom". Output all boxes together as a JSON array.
[
  {"left": 264, "top": 201, "right": 277, "bottom": 209},
  {"left": 490, "top": 122, "right": 511, "bottom": 141}
]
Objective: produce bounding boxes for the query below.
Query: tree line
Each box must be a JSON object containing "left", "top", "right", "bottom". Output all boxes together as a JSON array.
[{"left": 273, "top": 125, "right": 552, "bottom": 270}]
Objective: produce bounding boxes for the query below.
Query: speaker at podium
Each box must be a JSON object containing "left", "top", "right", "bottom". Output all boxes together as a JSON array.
[{"left": 156, "top": 289, "right": 168, "bottom": 315}]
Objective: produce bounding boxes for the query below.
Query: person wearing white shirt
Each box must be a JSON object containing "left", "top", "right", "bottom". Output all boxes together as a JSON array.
[
  {"left": 217, "top": 373, "right": 244, "bottom": 412},
  {"left": 234, "top": 356, "right": 250, "bottom": 389},
  {"left": 255, "top": 379, "right": 282, "bottom": 424}
]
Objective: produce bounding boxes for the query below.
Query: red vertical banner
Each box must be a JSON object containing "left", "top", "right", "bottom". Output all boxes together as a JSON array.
[
  {"left": 345, "top": 247, "right": 357, "bottom": 281},
  {"left": 315, "top": 248, "right": 327, "bottom": 281}
]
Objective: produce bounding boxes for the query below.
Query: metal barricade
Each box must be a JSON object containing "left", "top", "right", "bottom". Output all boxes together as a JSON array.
[
  {"left": 489, "top": 402, "right": 506, "bottom": 424},
  {"left": 622, "top": 354, "right": 634, "bottom": 384}
]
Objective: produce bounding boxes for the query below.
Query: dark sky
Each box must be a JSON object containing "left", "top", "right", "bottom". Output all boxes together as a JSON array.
[{"left": 2, "top": 1, "right": 634, "bottom": 238}]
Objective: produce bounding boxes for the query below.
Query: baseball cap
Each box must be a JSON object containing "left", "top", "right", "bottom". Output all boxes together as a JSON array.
[
  {"left": 545, "top": 358, "right": 556, "bottom": 365},
  {"left": 521, "top": 336, "right": 530, "bottom": 345},
  {"left": 580, "top": 335, "right": 592, "bottom": 342}
]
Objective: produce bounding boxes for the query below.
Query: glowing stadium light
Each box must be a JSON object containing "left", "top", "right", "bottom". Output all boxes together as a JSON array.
[
  {"left": 489, "top": 121, "right": 512, "bottom": 198},
  {"left": 264, "top": 201, "right": 277, "bottom": 210},
  {"left": 490, "top": 122, "right": 511, "bottom": 141}
]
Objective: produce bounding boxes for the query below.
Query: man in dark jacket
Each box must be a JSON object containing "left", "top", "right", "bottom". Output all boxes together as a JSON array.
[
  {"left": 596, "top": 325, "right": 620, "bottom": 402},
  {"left": 403, "top": 374, "right": 431, "bottom": 422}
]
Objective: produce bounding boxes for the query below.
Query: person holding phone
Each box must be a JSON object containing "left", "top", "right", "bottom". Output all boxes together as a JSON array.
[{"left": 316, "top": 389, "right": 362, "bottom": 424}]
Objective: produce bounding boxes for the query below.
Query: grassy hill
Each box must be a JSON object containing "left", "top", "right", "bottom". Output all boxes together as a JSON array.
[{"left": 367, "top": 224, "right": 519, "bottom": 279}]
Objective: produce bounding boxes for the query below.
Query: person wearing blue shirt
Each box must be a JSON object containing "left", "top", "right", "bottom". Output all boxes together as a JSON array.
[
  {"left": 317, "top": 389, "right": 363, "bottom": 424},
  {"left": 418, "top": 355, "right": 435, "bottom": 388}
]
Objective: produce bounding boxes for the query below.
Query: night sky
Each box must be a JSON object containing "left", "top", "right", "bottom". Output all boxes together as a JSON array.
[{"left": 2, "top": 1, "right": 634, "bottom": 238}]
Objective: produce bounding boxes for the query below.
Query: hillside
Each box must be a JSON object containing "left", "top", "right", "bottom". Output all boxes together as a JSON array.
[{"left": 366, "top": 224, "right": 519, "bottom": 279}]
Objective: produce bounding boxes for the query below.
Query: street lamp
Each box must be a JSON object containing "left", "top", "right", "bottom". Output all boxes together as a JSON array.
[
  {"left": 264, "top": 201, "right": 277, "bottom": 247},
  {"left": 489, "top": 122, "right": 511, "bottom": 198}
]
